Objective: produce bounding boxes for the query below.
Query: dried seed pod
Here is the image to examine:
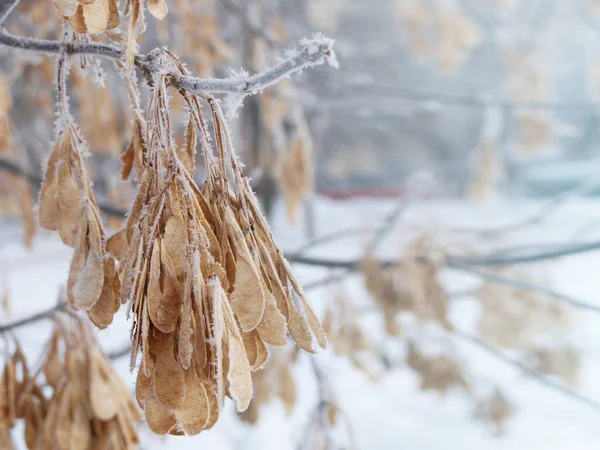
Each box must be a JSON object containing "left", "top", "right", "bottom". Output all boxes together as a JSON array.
[
  {"left": 123, "top": 0, "right": 144, "bottom": 68},
  {"left": 0, "top": 74, "right": 12, "bottom": 155},
  {"left": 38, "top": 55, "right": 121, "bottom": 326},
  {"left": 40, "top": 315, "right": 141, "bottom": 448},
  {"left": 148, "top": 0, "right": 168, "bottom": 19},
  {"left": 54, "top": 0, "right": 120, "bottom": 33},
  {"left": 276, "top": 107, "right": 314, "bottom": 224},
  {"left": 0, "top": 342, "right": 49, "bottom": 449},
  {"left": 119, "top": 65, "right": 325, "bottom": 435},
  {"left": 407, "top": 344, "right": 471, "bottom": 396}
]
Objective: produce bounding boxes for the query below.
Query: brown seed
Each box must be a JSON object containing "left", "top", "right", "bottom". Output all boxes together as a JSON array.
[
  {"left": 226, "top": 328, "right": 253, "bottom": 412},
  {"left": 43, "top": 332, "right": 63, "bottom": 388},
  {"left": 90, "top": 350, "right": 120, "bottom": 421},
  {"left": 256, "top": 292, "right": 288, "bottom": 346},
  {"left": 56, "top": 160, "right": 82, "bottom": 247},
  {"left": 161, "top": 217, "right": 187, "bottom": 277},
  {"left": 144, "top": 395, "right": 176, "bottom": 435},
  {"left": 148, "top": 0, "right": 168, "bottom": 19},
  {"left": 88, "top": 257, "right": 120, "bottom": 329},
  {"left": 153, "top": 334, "right": 186, "bottom": 409},
  {"left": 230, "top": 256, "right": 265, "bottom": 332},
  {"left": 174, "top": 367, "right": 210, "bottom": 434},
  {"left": 38, "top": 135, "right": 65, "bottom": 231}
]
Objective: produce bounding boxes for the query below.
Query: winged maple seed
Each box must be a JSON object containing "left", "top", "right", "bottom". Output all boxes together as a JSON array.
[
  {"left": 276, "top": 107, "right": 314, "bottom": 225},
  {"left": 322, "top": 294, "right": 382, "bottom": 382},
  {"left": 53, "top": 0, "right": 120, "bottom": 34},
  {"left": 43, "top": 316, "right": 141, "bottom": 449},
  {"left": 109, "top": 52, "right": 325, "bottom": 435},
  {"left": 1, "top": 322, "right": 139, "bottom": 450},
  {"left": 360, "top": 234, "right": 452, "bottom": 335},
  {"left": 38, "top": 55, "right": 120, "bottom": 329},
  {"left": 0, "top": 74, "right": 12, "bottom": 155},
  {"left": 407, "top": 342, "right": 471, "bottom": 396}
]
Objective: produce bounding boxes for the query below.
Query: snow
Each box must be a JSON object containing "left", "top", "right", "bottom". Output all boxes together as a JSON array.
[{"left": 3, "top": 196, "right": 600, "bottom": 449}]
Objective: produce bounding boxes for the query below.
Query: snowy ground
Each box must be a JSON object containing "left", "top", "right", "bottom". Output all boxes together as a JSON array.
[{"left": 3, "top": 196, "right": 600, "bottom": 449}]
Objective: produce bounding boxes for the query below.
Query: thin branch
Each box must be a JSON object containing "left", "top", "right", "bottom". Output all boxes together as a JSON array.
[
  {"left": 0, "top": 4, "right": 335, "bottom": 96},
  {"left": 453, "top": 264, "right": 600, "bottom": 314},
  {"left": 289, "top": 238, "right": 600, "bottom": 271},
  {"left": 170, "top": 36, "right": 337, "bottom": 95},
  {"left": 0, "top": 301, "right": 65, "bottom": 334},
  {"left": 107, "top": 345, "right": 131, "bottom": 360},
  {"left": 0, "top": 30, "right": 124, "bottom": 58},
  {"left": 452, "top": 240, "right": 600, "bottom": 267},
  {"left": 288, "top": 254, "right": 392, "bottom": 270},
  {"left": 291, "top": 227, "right": 374, "bottom": 257},
  {"left": 454, "top": 330, "right": 600, "bottom": 414},
  {"left": 293, "top": 253, "right": 600, "bottom": 316},
  {"left": 0, "top": 0, "right": 17, "bottom": 25}
]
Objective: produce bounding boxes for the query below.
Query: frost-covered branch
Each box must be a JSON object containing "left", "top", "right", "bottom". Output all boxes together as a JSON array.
[
  {"left": 0, "top": 2, "right": 336, "bottom": 96},
  {"left": 171, "top": 35, "right": 338, "bottom": 95},
  {"left": 0, "top": 30, "right": 124, "bottom": 58},
  {"left": 0, "top": 32, "right": 336, "bottom": 95}
]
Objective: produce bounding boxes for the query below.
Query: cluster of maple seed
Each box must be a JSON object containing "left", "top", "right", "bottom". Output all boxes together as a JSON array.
[
  {"left": 33, "top": 39, "right": 326, "bottom": 436},
  {"left": 0, "top": 315, "right": 140, "bottom": 449}
]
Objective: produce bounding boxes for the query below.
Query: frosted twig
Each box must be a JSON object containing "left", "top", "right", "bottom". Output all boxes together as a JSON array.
[
  {"left": 0, "top": 23, "right": 336, "bottom": 95},
  {"left": 170, "top": 35, "right": 337, "bottom": 95}
]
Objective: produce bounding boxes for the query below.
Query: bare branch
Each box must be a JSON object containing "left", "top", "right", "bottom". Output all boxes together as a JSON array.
[
  {"left": 453, "top": 264, "right": 600, "bottom": 314},
  {"left": 0, "top": 301, "right": 65, "bottom": 334},
  {"left": 452, "top": 240, "right": 600, "bottom": 267},
  {"left": 289, "top": 239, "right": 600, "bottom": 272},
  {"left": 454, "top": 330, "right": 600, "bottom": 414},
  {"left": 107, "top": 345, "right": 131, "bottom": 360},
  {"left": 291, "top": 227, "right": 374, "bottom": 257}
]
